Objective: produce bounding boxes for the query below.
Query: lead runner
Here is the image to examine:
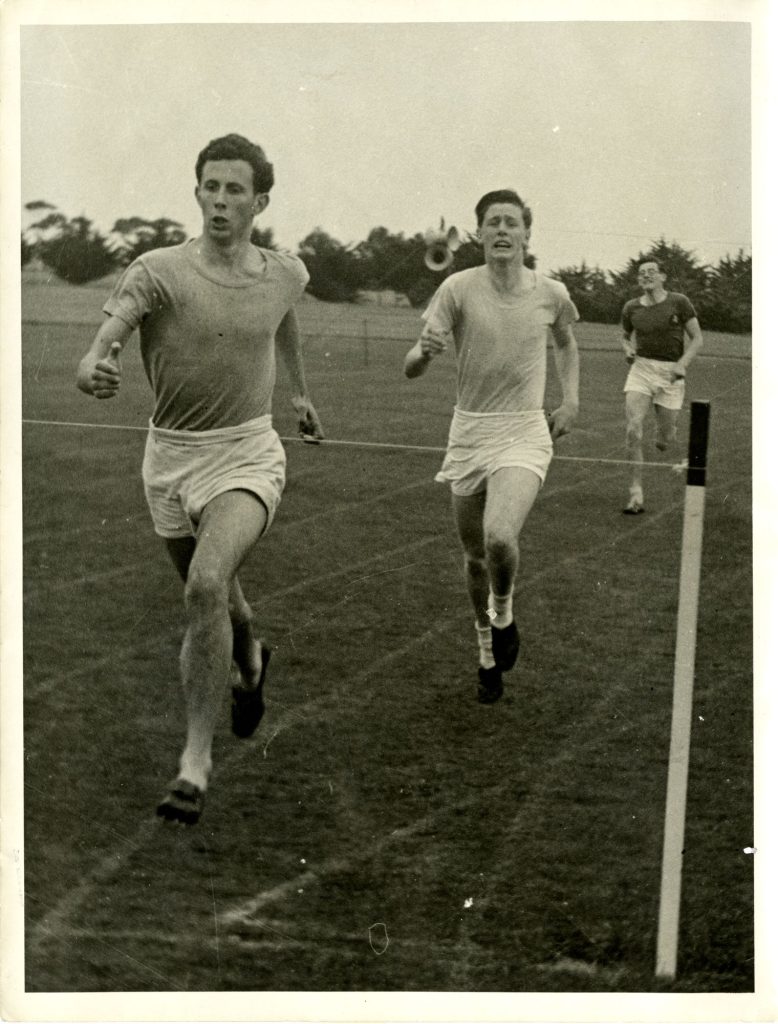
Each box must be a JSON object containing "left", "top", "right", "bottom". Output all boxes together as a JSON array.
[
  {"left": 404, "top": 189, "right": 580, "bottom": 703},
  {"left": 76, "top": 133, "right": 323, "bottom": 824}
]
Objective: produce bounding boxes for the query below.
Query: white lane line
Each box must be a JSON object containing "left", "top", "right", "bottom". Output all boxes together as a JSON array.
[
  {"left": 22, "top": 471, "right": 439, "bottom": 601},
  {"left": 217, "top": 499, "right": 698, "bottom": 931},
  {"left": 443, "top": 474, "right": 748, "bottom": 990},
  {"left": 35, "top": 921, "right": 483, "bottom": 957},
  {"left": 24, "top": 532, "right": 448, "bottom": 702},
  {"left": 26, "top": 817, "right": 164, "bottom": 961},
  {"left": 220, "top": 813, "right": 461, "bottom": 930},
  {"left": 24, "top": 614, "right": 467, "bottom": 957},
  {"left": 24, "top": 452, "right": 721, "bottom": 959}
]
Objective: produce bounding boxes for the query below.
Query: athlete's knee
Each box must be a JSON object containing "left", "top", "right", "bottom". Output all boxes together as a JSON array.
[
  {"left": 184, "top": 564, "right": 230, "bottom": 615},
  {"left": 625, "top": 418, "right": 644, "bottom": 446},
  {"left": 462, "top": 546, "right": 486, "bottom": 578},
  {"left": 658, "top": 418, "right": 678, "bottom": 443},
  {"left": 484, "top": 528, "right": 517, "bottom": 568}
]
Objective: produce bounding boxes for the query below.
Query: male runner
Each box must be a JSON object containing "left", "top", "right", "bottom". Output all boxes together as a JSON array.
[
  {"left": 77, "top": 133, "right": 323, "bottom": 824},
  {"left": 621, "top": 260, "right": 703, "bottom": 513},
  {"left": 404, "top": 189, "right": 580, "bottom": 703}
]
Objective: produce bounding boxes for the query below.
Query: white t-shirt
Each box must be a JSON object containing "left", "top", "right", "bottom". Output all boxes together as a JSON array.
[
  {"left": 104, "top": 240, "right": 309, "bottom": 431},
  {"left": 422, "top": 266, "right": 578, "bottom": 414}
]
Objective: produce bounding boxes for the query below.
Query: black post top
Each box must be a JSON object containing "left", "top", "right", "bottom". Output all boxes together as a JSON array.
[{"left": 687, "top": 400, "right": 710, "bottom": 486}]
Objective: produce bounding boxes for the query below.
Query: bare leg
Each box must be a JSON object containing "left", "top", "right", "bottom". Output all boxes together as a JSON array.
[
  {"left": 451, "top": 490, "right": 490, "bottom": 627},
  {"left": 625, "top": 391, "right": 652, "bottom": 506},
  {"left": 482, "top": 466, "right": 542, "bottom": 600},
  {"left": 451, "top": 468, "right": 541, "bottom": 679},
  {"left": 165, "top": 535, "right": 263, "bottom": 689},
  {"left": 655, "top": 404, "right": 680, "bottom": 453},
  {"left": 228, "top": 576, "right": 264, "bottom": 687},
  {"left": 452, "top": 470, "right": 541, "bottom": 620},
  {"left": 173, "top": 491, "right": 267, "bottom": 791},
  {"left": 450, "top": 489, "right": 500, "bottom": 699}
]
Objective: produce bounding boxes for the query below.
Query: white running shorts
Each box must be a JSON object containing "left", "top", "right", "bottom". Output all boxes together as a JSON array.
[
  {"left": 624, "top": 357, "right": 685, "bottom": 410},
  {"left": 142, "top": 415, "right": 286, "bottom": 538},
  {"left": 435, "top": 408, "right": 553, "bottom": 496}
]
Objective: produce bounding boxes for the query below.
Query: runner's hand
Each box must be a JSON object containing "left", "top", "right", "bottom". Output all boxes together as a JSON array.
[
  {"left": 91, "top": 342, "right": 122, "bottom": 399},
  {"left": 292, "top": 396, "right": 324, "bottom": 443},
  {"left": 548, "top": 402, "right": 578, "bottom": 440},
  {"left": 420, "top": 326, "right": 448, "bottom": 358}
]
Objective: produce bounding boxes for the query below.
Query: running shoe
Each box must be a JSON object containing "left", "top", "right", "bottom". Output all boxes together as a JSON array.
[
  {"left": 477, "top": 665, "right": 504, "bottom": 704},
  {"left": 156, "top": 779, "right": 204, "bottom": 826},
  {"left": 622, "top": 495, "right": 645, "bottom": 515},
  {"left": 231, "top": 643, "right": 271, "bottom": 739},
  {"left": 491, "top": 620, "right": 520, "bottom": 671}
]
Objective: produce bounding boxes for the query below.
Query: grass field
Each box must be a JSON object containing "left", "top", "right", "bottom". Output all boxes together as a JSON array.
[{"left": 19, "top": 279, "right": 753, "bottom": 996}]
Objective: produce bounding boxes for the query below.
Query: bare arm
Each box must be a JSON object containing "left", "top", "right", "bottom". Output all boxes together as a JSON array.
[
  {"left": 404, "top": 326, "right": 448, "bottom": 379},
  {"left": 620, "top": 305, "right": 636, "bottom": 363},
  {"left": 275, "top": 307, "right": 324, "bottom": 439},
  {"left": 76, "top": 315, "right": 134, "bottom": 399},
  {"left": 622, "top": 329, "right": 637, "bottom": 364},
  {"left": 673, "top": 317, "right": 703, "bottom": 379},
  {"left": 548, "top": 322, "right": 580, "bottom": 440}
]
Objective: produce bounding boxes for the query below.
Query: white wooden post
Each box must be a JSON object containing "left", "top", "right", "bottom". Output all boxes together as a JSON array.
[{"left": 655, "top": 400, "right": 711, "bottom": 979}]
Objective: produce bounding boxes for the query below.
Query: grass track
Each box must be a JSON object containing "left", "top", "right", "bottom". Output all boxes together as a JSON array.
[{"left": 20, "top": 285, "right": 752, "bottom": 993}]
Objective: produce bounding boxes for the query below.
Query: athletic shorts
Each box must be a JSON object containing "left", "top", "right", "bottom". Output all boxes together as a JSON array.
[
  {"left": 624, "top": 357, "right": 685, "bottom": 410},
  {"left": 435, "top": 408, "right": 553, "bottom": 496},
  {"left": 141, "top": 415, "right": 286, "bottom": 539}
]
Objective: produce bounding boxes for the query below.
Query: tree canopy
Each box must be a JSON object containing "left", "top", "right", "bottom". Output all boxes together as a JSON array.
[
  {"left": 20, "top": 200, "right": 750, "bottom": 332},
  {"left": 111, "top": 216, "right": 187, "bottom": 263},
  {"left": 25, "top": 210, "right": 120, "bottom": 284}
]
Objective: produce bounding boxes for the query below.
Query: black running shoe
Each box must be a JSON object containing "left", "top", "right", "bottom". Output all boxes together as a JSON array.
[
  {"left": 491, "top": 620, "right": 520, "bottom": 671},
  {"left": 156, "top": 779, "right": 204, "bottom": 826},
  {"left": 477, "top": 665, "right": 504, "bottom": 704},
  {"left": 231, "top": 643, "right": 271, "bottom": 739}
]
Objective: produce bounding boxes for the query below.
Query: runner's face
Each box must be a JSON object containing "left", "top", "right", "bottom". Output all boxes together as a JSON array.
[
  {"left": 478, "top": 203, "right": 529, "bottom": 264},
  {"left": 196, "top": 160, "right": 264, "bottom": 244},
  {"left": 638, "top": 263, "right": 665, "bottom": 293}
]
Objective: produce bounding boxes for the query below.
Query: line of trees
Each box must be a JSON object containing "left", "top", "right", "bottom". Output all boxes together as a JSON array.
[
  {"left": 21, "top": 202, "right": 751, "bottom": 333},
  {"left": 22, "top": 201, "right": 187, "bottom": 285},
  {"left": 551, "top": 240, "right": 751, "bottom": 335}
]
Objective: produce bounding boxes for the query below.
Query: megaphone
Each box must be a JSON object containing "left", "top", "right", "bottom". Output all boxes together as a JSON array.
[{"left": 424, "top": 218, "right": 461, "bottom": 272}]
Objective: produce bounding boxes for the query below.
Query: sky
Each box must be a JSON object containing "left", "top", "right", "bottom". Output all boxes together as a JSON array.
[{"left": 17, "top": 13, "right": 753, "bottom": 277}]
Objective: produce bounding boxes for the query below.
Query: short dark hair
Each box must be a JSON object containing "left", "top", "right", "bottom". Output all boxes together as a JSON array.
[
  {"left": 195, "top": 134, "right": 274, "bottom": 194},
  {"left": 475, "top": 189, "right": 532, "bottom": 230}
]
